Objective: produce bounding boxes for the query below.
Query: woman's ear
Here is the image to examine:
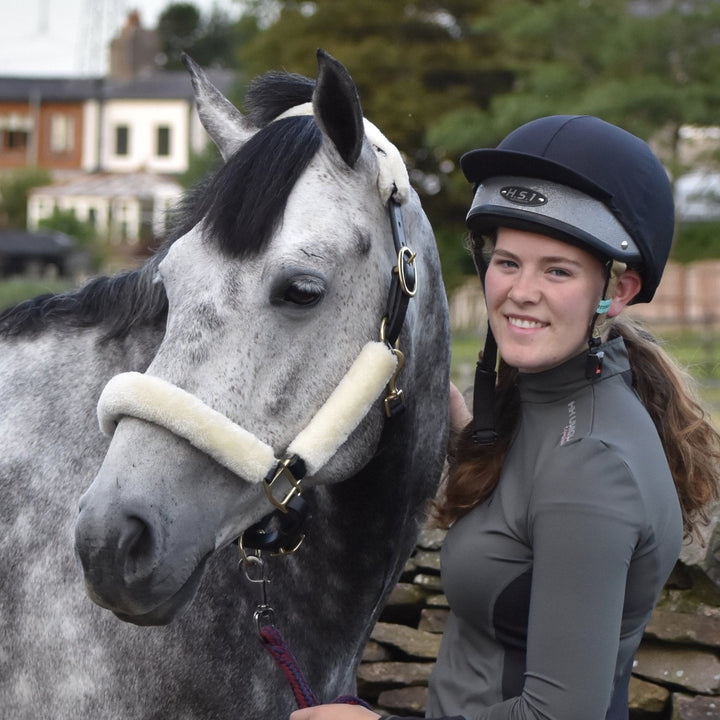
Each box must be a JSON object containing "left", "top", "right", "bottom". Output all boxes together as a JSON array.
[{"left": 607, "top": 269, "right": 642, "bottom": 317}]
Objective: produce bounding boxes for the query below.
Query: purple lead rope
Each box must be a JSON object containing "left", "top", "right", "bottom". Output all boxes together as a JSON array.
[{"left": 260, "top": 625, "right": 371, "bottom": 710}]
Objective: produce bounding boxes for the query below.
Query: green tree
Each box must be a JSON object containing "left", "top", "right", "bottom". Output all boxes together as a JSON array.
[
  {"left": 37, "top": 207, "right": 104, "bottom": 269},
  {"left": 236, "top": 0, "right": 720, "bottom": 282},
  {"left": 157, "top": 2, "right": 244, "bottom": 69},
  {"left": 0, "top": 168, "right": 51, "bottom": 229}
]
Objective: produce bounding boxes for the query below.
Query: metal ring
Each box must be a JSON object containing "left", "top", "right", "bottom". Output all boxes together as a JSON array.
[{"left": 396, "top": 246, "right": 417, "bottom": 297}]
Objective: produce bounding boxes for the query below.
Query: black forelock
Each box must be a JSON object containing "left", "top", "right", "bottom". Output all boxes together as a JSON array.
[{"left": 196, "top": 115, "right": 323, "bottom": 258}]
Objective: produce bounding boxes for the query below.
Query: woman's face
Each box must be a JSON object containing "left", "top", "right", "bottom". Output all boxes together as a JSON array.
[{"left": 484, "top": 228, "right": 606, "bottom": 374}]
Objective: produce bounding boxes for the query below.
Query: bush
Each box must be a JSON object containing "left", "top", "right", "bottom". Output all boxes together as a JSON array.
[
  {"left": 37, "top": 207, "right": 104, "bottom": 269},
  {"left": 672, "top": 221, "right": 720, "bottom": 263},
  {"left": 0, "top": 167, "right": 52, "bottom": 228}
]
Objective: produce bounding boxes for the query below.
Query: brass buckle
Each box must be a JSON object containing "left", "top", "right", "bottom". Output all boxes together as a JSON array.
[
  {"left": 263, "top": 458, "right": 303, "bottom": 513},
  {"left": 394, "top": 246, "right": 417, "bottom": 297},
  {"left": 379, "top": 317, "right": 406, "bottom": 417},
  {"left": 383, "top": 346, "right": 405, "bottom": 417}
]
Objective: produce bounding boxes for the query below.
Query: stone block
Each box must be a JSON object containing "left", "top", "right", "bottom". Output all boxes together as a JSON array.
[
  {"left": 417, "top": 527, "right": 447, "bottom": 551},
  {"left": 629, "top": 676, "right": 670, "bottom": 714},
  {"left": 377, "top": 685, "right": 428, "bottom": 714},
  {"left": 362, "top": 640, "right": 393, "bottom": 662},
  {"left": 357, "top": 661, "right": 434, "bottom": 687},
  {"left": 419, "top": 608, "right": 449, "bottom": 634},
  {"left": 413, "top": 573, "right": 444, "bottom": 592},
  {"left": 679, "top": 503, "right": 720, "bottom": 590},
  {"left": 413, "top": 549, "right": 441, "bottom": 574},
  {"left": 427, "top": 593, "right": 449, "bottom": 608},
  {"left": 671, "top": 692, "right": 720, "bottom": 719},
  {"left": 634, "top": 643, "right": 720, "bottom": 695},
  {"left": 385, "top": 582, "right": 430, "bottom": 608},
  {"left": 370, "top": 621, "right": 442, "bottom": 659},
  {"left": 645, "top": 610, "right": 720, "bottom": 650}
]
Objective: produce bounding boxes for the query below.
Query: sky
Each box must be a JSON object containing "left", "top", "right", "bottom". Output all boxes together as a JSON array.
[{"left": 0, "top": 0, "right": 242, "bottom": 77}]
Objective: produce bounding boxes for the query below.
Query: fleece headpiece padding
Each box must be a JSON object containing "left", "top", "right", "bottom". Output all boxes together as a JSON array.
[
  {"left": 275, "top": 102, "right": 410, "bottom": 206},
  {"left": 97, "top": 341, "right": 398, "bottom": 483}
]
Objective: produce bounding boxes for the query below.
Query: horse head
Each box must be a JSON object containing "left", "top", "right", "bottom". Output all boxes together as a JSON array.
[{"left": 74, "top": 51, "right": 449, "bottom": 635}]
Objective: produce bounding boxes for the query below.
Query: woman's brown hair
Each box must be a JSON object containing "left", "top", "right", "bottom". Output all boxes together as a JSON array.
[{"left": 434, "top": 316, "right": 720, "bottom": 539}]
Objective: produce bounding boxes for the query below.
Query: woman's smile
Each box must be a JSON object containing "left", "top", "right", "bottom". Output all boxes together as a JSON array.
[{"left": 506, "top": 315, "right": 548, "bottom": 330}]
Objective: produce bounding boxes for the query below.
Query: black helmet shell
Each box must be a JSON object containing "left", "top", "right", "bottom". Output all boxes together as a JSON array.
[{"left": 460, "top": 115, "right": 674, "bottom": 303}]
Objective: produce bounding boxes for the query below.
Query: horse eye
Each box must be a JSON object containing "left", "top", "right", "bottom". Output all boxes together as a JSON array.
[{"left": 282, "top": 277, "right": 325, "bottom": 307}]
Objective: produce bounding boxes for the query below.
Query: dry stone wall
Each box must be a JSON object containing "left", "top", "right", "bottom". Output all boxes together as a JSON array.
[{"left": 357, "top": 521, "right": 720, "bottom": 720}]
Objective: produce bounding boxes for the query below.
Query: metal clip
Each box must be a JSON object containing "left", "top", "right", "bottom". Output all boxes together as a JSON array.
[
  {"left": 239, "top": 542, "right": 275, "bottom": 637},
  {"left": 263, "top": 457, "right": 303, "bottom": 513},
  {"left": 384, "top": 346, "right": 406, "bottom": 417}
]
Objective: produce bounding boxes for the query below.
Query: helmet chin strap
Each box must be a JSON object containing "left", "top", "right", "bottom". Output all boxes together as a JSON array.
[{"left": 585, "top": 260, "right": 626, "bottom": 379}]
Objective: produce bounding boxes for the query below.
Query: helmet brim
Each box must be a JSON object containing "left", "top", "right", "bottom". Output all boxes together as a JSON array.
[
  {"left": 461, "top": 148, "right": 613, "bottom": 202},
  {"left": 465, "top": 176, "right": 642, "bottom": 266}
]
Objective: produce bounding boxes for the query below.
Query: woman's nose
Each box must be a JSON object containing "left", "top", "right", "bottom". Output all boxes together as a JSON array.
[{"left": 507, "top": 270, "right": 540, "bottom": 304}]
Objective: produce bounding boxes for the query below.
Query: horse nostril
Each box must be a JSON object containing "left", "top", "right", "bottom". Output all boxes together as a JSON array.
[{"left": 118, "top": 516, "right": 158, "bottom": 583}]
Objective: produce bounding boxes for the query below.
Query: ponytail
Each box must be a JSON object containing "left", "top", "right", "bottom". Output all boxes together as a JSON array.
[{"left": 434, "top": 317, "right": 720, "bottom": 537}]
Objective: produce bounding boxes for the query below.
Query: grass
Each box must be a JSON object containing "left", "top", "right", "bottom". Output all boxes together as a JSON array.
[{"left": 0, "top": 277, "right": 75, "bottom": 310}]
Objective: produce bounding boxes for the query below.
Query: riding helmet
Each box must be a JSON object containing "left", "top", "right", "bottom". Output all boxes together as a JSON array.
[{"left": 460, "top": 115, "right": 674, "bottom": 303}]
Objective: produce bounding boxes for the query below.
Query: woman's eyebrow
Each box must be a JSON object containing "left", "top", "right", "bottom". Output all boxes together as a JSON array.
[{"left": 493, "top": 247, "right": 584, "bottom": 268}]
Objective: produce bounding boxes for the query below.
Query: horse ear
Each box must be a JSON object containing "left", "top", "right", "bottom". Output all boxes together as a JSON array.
[
  {"left": 182, "top": 54, "right": 256, "bottom": 161},
  {"left": 313, "top": 49, "right": 364, "bottom": 168}
]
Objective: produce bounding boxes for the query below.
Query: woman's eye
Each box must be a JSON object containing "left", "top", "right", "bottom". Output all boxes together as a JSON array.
[
  {"left": 282, "top": 278, "right": 325, "bottom": 306},
  {"left": 493, "top": 258, "right": 517, "bottom": 270}
]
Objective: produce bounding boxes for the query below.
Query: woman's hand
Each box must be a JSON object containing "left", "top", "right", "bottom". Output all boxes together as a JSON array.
[
  {"left": 449, "top": 382, "right": 472, "bottom": 433},
  {"left": 290, "top": 704, "right": 381, "bottom": 720}
]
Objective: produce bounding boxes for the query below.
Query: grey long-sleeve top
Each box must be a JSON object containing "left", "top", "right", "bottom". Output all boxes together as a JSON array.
[{"left": 425, "top": 337, "right": 682, "bottom": 720}]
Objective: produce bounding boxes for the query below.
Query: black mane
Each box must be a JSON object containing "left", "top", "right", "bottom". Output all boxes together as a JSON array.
[
  {"left": 0, "top": 259, "right": 168, "bottom": 341},
  {"left": 0, "top": 70, "right": 320, "bottom": 340}
]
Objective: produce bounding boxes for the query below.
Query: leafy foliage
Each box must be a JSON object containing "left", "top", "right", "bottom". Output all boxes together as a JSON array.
[
  {"left": 37, "top": 208, "right": 104, "bottom": 269},
  {"left": 673, "top": 221, "right": 720, "bottom": 263},
  {"left": 157, "top": 2, "right": 246, "bottom": 69},
  {"left": 231, "top": 0, "right": 720, "bottom": 282},
  {"left": 0, "top": 168, "right": 52, "bottom": 229}
]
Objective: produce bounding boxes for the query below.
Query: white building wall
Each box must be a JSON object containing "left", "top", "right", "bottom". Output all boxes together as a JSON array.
[
  {"left": 82, "top": 101, "right": 100, "bottom": 171},
  {"left": 101, "top": 99, "right": 190, "bottom": 173}
]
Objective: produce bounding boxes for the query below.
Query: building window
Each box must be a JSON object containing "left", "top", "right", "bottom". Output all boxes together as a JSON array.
[
  {"left": 50, "top": 114, "right": 75, "bottom": 153},
  {"left": 5, "top": 130, "right": 29, "bottom": 149},
  {"left": 156, "top": 126, "right": 171, "bottom": 157},
  {"left": 115, "top": 125, "right": 129, "bottom": 156}
]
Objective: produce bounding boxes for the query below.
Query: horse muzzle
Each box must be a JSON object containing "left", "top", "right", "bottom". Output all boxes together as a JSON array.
[{"left": 74, "top": 456, "right": 216, "bottom": 625}]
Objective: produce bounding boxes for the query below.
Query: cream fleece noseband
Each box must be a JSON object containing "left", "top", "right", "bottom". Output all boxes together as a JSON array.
[{"left": 97, "top": 341, "right": 398, "bottom": 486}]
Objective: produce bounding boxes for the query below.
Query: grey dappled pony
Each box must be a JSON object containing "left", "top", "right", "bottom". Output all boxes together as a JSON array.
[{"left": 0, "top": 51, "right": 449, "bottom": 718}]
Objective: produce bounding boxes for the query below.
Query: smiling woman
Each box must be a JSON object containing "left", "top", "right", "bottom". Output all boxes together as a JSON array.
[
  {"left": 429, "top": 115, "right": 720, "bottom": 720},
  {"left": 293, "top": 115, "right": 720, "bottom": 720}
]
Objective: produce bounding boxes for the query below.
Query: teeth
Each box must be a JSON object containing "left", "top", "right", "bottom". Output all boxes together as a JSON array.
[{"left": 508, "top": 317, "right": 544, "bottom": 329}]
